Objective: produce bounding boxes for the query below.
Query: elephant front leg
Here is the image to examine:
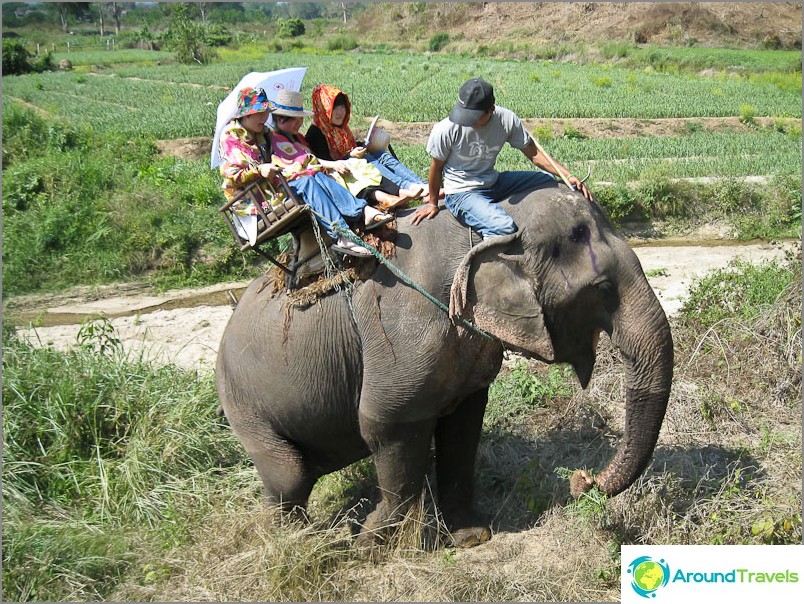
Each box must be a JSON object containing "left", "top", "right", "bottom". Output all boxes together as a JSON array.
[
  {"left": 434, "top": 389, "right": 492, "bottom": 548},
  {"left": 356, "top": 413, "right": 436, "bottom": 549}
]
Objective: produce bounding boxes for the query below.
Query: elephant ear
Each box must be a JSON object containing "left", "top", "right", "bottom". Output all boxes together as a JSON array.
[{"left": 450, "top": 233, "right": 555, "bottom": 361}]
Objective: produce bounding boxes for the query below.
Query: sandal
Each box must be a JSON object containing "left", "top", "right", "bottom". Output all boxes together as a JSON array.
[
  {"left": 364, "top": 211, "right": 395, "bottom": 232},
  {"left": 332, "top": 237, "right": 373, "bottom": 258}
]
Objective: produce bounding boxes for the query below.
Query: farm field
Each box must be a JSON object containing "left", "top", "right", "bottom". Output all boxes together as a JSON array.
[
  {"left": 2, "top": 32, "right": 802, "bottom": 603},
  {"left": 3, "top": 50, "right": 800, "bottom": 190},
  {"left": 4, "top": 51, "right": 802, "bottom": 128}
]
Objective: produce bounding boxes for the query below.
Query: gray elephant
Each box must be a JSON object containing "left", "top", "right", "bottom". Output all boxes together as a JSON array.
[{"left": 216, "top": 184, "right": 673, "bottom": 547}]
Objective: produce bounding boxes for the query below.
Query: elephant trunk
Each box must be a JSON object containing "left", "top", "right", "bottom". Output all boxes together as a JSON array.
[{"left": 573, "top": 279, "right": 674, "bottom": 497}]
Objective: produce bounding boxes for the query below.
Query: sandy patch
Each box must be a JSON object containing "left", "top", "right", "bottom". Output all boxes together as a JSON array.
[{"left": 12, "top": 241, "right": 797, "bottom": 373}]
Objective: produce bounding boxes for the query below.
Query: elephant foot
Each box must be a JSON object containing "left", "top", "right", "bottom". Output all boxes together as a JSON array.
[
  {"left": 261, "top": 499, "right": 311, "bottom": 526},
  {"left": 441, "top": 507, "right": 492, "bottom": 548},
  {"left": 446, "top": 526, "right": 492, "bottom": 548},
  {"left": 570, "top": 469, "right": 596, "bottom": 497}
]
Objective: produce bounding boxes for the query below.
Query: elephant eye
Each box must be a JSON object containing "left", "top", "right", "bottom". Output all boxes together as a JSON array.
[{"left": 569, "top": 224, "right": 590, "bottom": 244}]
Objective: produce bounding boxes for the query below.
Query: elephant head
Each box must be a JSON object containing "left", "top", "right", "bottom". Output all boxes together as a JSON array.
[{"left": 450, "top": 189, "right": 674, "bottom": 497}]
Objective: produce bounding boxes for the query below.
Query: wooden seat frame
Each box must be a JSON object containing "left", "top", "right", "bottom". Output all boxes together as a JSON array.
[{"left": 219, "top": 174, "right": 322, "bottom": 291}]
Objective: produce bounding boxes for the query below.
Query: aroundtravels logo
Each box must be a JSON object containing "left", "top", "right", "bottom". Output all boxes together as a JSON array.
[
  {"left": 622, "top": 546, "right": 804, "bottom": 603},
  {"left": 627, "top": 556, "right": 670, "bottom": 598}
]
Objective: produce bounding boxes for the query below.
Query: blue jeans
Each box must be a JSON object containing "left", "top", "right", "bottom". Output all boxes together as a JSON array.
[
  {"left": 365, "top": 150, "right": 425, "bottom": 190},
  {"left": 289, "top": 172, "right": 366, "bottom": 239},
  {"left": 444, "top": 171, "right": 557, "bottom": 238}
]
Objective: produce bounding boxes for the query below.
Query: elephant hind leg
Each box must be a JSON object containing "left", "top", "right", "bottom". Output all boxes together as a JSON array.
[{"left": 238, "top": 431, "right": 317, "bottom": 513}]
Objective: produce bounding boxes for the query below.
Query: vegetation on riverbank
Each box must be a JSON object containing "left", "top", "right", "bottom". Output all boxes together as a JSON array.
[{"left": 3, "top": 253, "right": 800, "bottom": 601}]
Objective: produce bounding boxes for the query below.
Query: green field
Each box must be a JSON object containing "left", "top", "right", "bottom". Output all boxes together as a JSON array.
[
  {"left": 1, "top": 47, "right": 801, "bottom": 296},
  {"left": 3, "top": 51, "right": 801, "bottom": 136}
]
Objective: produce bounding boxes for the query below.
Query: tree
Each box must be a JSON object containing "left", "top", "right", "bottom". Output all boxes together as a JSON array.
[
  {"left": 164, "top": 3, "right": 214, "bottom": 64},
  {"left": 95, "top": 2, "right": 105, "bottom": 35},
  {"left": 50, "top": 2, "right": 92, "bottom": 32},
  {"left": 287, "top": 2, "right": 322, "bottom": 20},
  {"left": 109, "top": 2, "right": 125, "bottom": 34}
]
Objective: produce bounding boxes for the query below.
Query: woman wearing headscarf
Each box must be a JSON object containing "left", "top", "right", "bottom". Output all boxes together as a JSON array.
[{"left": 307, "top": 84, "right": 432, "bottom": 210}]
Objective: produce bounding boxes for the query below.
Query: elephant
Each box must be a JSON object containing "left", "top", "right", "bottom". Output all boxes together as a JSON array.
[{"left": 216, "top": 183, "right": 674, "bottom": 547}]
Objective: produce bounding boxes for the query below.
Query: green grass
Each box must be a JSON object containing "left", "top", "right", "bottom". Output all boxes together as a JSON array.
[
  {"left": 50, "top": 48, "right": 174, "bottom": 67},
  {"left": 0, "top": 104, "right": 263, "bottom": 296},
  {"left": 1, "top": 321, "right": 255, "bottom": 600},
  {"left": 622, "top": 45, "right": 803, "bottom": 75}
]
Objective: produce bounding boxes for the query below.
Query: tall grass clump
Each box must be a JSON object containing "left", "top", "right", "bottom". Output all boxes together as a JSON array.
[{"left": 1, "top": 323, "right": 253, "bottom": 601}]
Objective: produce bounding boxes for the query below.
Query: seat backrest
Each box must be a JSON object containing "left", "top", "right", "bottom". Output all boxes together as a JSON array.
[{"left": 219, "top": 174, "right": 310, "bottom": 250}]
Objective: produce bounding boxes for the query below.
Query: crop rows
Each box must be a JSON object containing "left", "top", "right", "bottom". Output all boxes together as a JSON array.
[
  {"left": 5, "top": 50, "right": 796, "bottom": 126},
  {"left": 3, "top": 50, "right": 800, "bottom": 183},
  {"left": 391, "top": 129, "right": 801, "bottom": 184}
]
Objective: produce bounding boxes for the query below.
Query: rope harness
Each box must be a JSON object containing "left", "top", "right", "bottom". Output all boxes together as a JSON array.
[{"left": 304, "top": 206, "right": 498, "bottom": 342}]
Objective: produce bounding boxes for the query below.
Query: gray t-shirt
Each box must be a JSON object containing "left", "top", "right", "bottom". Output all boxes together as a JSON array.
[{"left": 426, "top": 106, "right": 532, "bottom": 193}]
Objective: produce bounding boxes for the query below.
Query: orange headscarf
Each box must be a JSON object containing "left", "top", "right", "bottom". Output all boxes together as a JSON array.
[{"left": 311, "top": 84, "right": 356, "bottom": 160}]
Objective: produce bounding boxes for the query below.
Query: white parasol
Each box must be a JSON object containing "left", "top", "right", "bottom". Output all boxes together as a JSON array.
[{"left": 210, "top": 67, "right": 307, "bottom": 168}]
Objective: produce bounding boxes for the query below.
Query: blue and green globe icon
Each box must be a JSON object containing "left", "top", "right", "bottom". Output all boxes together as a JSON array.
[{"left": 627, "top": 556, "right": 670, "bottom": 598}]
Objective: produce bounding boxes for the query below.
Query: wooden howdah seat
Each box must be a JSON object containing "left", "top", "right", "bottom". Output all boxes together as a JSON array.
[{"left": 219, "top": 174, "right": 325, "bottom": 291}]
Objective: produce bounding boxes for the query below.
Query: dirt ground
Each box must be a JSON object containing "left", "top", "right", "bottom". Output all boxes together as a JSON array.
[
  {"left": 11, "top": 240, "right": 797, "bottom": 373},
  {"left": 360, "top": 2, "right": 802, "bottom": 49}
]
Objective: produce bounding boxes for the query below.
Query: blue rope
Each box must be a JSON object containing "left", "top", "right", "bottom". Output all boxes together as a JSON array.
[{"left": 305, "top": 207, "right": 497, "bottom": 342}]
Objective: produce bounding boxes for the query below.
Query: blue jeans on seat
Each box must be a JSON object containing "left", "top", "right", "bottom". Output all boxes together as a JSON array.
[
  {"left": 365, "top": 150, "right": 425, "bottom": 190},
  {"left": 289, "top": 172, "right": 367, "bottom": 239},
  {"left": 444, "top": 171, "right": 557, "bottom": 238}
]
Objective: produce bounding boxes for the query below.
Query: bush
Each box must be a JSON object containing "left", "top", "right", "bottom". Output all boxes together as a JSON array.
[
  {"left": 204, "top": 23, "right": 233, "bottom": 47},
  {"left": 594, "top": 184, "right": 645, "bottom": 226},
  {"left": 2, "top": 39, "right": 32, "bottom": 75},
  {"left": 327, "top": 34, "right": 358, "bottom": 51},
  {"left": 428, "top": 32, "right": 450, "bottom": 52},
  {"left": 277, "top": 17, "right": 305, "bottom": 38}
]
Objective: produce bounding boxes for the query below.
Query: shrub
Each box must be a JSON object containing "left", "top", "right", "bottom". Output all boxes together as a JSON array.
[
  {"left": 739, "top": 103, "right": 756, "bottom": 125},
  {"left": 2, "top": 39, "right": 32, "bottom": 75},
  {"left": 594, "top": 184, "right": 645, "bottom": 226},
  {"left": 278, "top": 17, "right": 305, "bottom": 38},
  {"left": 532, "top": 123, "right": 554, "bottom": 143},
  {"left": 327, "top": 34, "right": 358, "bottom": 51},
  {"left": 428, "top": 32, "right": 450, "bottom": 52}
]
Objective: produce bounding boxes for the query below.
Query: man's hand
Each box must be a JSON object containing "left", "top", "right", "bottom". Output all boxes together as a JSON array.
[
  {"left": 411, "top": 203, "right": 439, "bottom": 226},
  {"left": 350, "top": 146, "right": 367, "bottom": 158},
  {"left": 568, "top": 176, "right": 593, "bottom": 201}
]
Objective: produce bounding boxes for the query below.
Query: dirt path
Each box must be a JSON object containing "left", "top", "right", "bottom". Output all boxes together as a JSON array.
[
  {"left": 11, "top": 241, "right": 797, "bottom": 373},
  {"left": 155, "top": 116, "right": 793, "bottom": 161}
]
